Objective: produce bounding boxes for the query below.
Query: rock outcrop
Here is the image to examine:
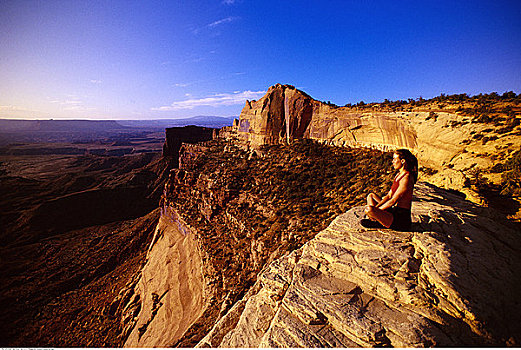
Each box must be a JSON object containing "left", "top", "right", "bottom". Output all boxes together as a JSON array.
[
  {"left": 122, "top": 207, "right": 207, "bottom": 347},
  {"left": 116, "top": 138, "right": 397, "bottom": 347},
  {"left": 197, "top": 182, "right": 521, "bottom": 347},
  {"left": 162, "top": 126, "right": 215, "bottom": 166},
  {"left": 114, "top": 86, "right": 521, "bottom": 347},
  {"left": 233, "top": 84, "right": 521, "bottom": 203}
]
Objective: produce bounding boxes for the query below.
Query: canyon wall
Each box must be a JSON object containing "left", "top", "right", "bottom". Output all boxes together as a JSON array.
[
  {"left": 114, "top": 86, "right": 521, "bottom": 347},
  {"left": 163, "top": 126, "right": 215, "bottom": 167},
  {"left": 233, "top": 84, "right": 521, "bottom": 202},
  {"left": 116, "top": 137, "right": 521, "bottom": 347},
  {"left": 121, "top": 207, "right": 207, "bottom": 347},
  {"left": 236, "top": 85, "right": 441, "bottom": 161}
]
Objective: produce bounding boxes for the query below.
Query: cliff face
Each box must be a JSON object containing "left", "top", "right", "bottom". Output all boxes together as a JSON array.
[
  {"left": 234, "top": 84, "right": 521, "bottom": 204},
  {"left": 121, "top": 209, "right": 206, "bottom": 347},
  {"left": 197, "top": 182, "right": 521, "bottom": 347},
  {"left": 238, "top": 84, "right": 426, "bottom": 152},
  {"left": 117, "top": 138, "right": 396, "bottom": 346},
  {"left": 237, "top": 86, "right": 314, "bottom": 145},
  {"left": 117, "top": 136, "right": 521, "bottom": 347},
  {"left": 162, "top": 126, "right": 215, "bottom": 166},
  {"left": 114, "top": 86, "right": 521, "bottom": 347}
]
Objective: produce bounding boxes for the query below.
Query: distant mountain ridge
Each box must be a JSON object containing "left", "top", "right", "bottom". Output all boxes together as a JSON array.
[
  {"left": 0, "top": 116, "right": 235, "bottom": 133},
  {"left": 0, "top": 119, "right": 128, "bottom": 132},
  {"left": 117, "top": 116, "right": 235, "bottom": 129}
]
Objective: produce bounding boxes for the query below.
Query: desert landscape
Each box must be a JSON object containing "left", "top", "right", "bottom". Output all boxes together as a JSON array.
[
  {"left": 2, "top": 1, "right": 520, "bottom": 347},
  {"left": 1, "top": 86, "right": 520, "bottom": 346},
  {"left": 0, "top": 118, "right": 227, "bottom": 345}
]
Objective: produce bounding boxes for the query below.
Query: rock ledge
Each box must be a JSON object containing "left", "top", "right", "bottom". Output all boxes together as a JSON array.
[{"left": 197, "top": 182, "right": 521, "bottom": 347}]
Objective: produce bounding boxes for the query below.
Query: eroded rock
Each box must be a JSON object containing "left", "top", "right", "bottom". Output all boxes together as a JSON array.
[
  {"left": 200, "top": 182, "right": 521, "bottom": 347},
  {"left": 123, "top": 207, "right": 207, "bottom": 347},
  {"left": 233, "top": 84, "right": 521, "bottom": 202}
]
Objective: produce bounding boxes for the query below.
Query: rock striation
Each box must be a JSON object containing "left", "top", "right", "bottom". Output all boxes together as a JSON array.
[
  {"left": 233, "top": 84, "right": 521, "bottom": 203},
  {"left": 197, "top": 182, "right": 521, "bottom": 347}
]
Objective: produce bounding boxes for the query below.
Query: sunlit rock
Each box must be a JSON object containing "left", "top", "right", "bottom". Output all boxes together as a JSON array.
[{"left": 198, "top": 182, "right": 521, "bottom": 347}]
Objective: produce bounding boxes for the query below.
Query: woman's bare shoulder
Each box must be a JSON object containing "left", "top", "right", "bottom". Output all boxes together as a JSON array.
[{"left": 399, "top": 172, "right": 412, "bottom": 182}]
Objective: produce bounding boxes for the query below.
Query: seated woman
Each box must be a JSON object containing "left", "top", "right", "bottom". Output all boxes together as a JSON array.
[{"left": 361, "top": 149, "right": 418, "bottom": 231}]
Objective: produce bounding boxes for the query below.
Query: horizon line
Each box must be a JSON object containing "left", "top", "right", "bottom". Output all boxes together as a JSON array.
[{"left": 0, "top": 115, "right": 239, "bottom": 121}]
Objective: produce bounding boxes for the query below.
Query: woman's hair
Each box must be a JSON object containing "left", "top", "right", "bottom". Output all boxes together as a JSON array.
[{"left": 395, "top": 149, "right": 418, "bottom": 183}]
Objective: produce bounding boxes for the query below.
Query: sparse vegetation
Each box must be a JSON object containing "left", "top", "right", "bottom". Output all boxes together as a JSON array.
[
  {"left": 473, "top": 133, "right": 484, "bottom": 140},
  {"left": 499, "top": 148, "right": 521, "bottom": 196},
  {"left": 175, "top": 138, "right": 393, "bottom": 256},
  {"left": 340, "top": 91, "right": 521, "bottom": 125},
  {"left": 466, "top": 167, "right": 491, "bottom": 193},
  {"left": 481, "top": 135, "right": 498, "bottom": 145},
  {"left": 426, "top": 111, "right": 438, "bottom": 121},
  {"left": 166, "top": 138, "right": 394, "bottom": 344}
]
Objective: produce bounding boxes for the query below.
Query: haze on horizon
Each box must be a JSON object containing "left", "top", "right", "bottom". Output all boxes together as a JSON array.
[{"left": 1, "top": 0, "right": 520, "bottom": 120}]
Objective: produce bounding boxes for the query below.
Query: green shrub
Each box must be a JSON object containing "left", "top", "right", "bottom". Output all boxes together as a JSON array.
[
  {"left": 473, "top": 114, "right": 492, "bottom": 123},
  {"left": 482, "top": 135, "right": 498, "bottom": 145},
  {"left": 500, "top": 148, "right": 521, "bottom": 196},
  {"left": 426, "top": 111, "right": 438, "bottom": 121},
  {"left": 467, "top": 168, "right": 490, "bottom": 192}
]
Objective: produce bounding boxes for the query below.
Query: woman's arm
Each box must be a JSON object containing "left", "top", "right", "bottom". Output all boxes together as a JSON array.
[
  {"left": 376, "top": 191, "right": 392, "bottom": 208},
  {"left": 379, "top": 175, "right": 410, "bottom": 210}
]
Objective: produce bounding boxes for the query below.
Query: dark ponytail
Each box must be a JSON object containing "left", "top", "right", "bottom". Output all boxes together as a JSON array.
[{"left": 395, "top": 149, "right": 418, "bottom": 184}]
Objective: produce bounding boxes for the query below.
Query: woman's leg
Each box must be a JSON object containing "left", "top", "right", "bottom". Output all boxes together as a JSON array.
[{"left": 365, "top": 206, "right": 394, "bottom": 228}]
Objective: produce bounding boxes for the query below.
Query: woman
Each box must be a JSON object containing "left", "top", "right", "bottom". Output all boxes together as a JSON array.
[{"left": 361, "top": 149, "right": 418, "bottom": 231}]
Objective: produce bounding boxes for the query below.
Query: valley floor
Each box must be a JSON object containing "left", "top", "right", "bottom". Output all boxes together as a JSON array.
[{"left": 0, "top": 136, "right": 170, "bottom": 346}]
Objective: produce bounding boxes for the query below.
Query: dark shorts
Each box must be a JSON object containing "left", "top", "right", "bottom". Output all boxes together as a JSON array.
[{"left": 387, "top": 206, "right": 412, "bottom": 231}]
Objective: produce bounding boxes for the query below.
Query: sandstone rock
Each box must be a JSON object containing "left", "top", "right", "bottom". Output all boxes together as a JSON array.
[
  {"left": 117, "top": 110, "right": 520, "bottom": 346},
  {"left": 163, "top": 126, "right": 215, "bottom": 166},
  {"left": 123, "top": 207, "right": 207, "bottom": 347},
  {"left": 233, "top": 84, "right": 521, "bottom": 201},
  {"left": 199, "top": 182, "right": 521, "bottom": 347}
]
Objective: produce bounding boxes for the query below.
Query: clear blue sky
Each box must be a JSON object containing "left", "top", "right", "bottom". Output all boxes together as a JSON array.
[{"left": 1, "top": 0, "right": 520, "bottom": 120}]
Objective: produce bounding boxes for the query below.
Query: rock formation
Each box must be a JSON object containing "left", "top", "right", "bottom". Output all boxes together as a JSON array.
[
  {"left": 118, "top": 138, "right": 397, "bottom": 347},
  {"left": 197, "top": 182, "right": 521, "bottom": 347},
  {"left": 122, "top": 208, "right": 206, "bottom": 347},
  {"left": 115, "top": 85, "right": 521, "bottom": 347},
  {"left": 162, "top": 125, "right": 215, "bottom": 166},
  {"left": 234, "top": 84, "right": 521, "bottom": 203}
]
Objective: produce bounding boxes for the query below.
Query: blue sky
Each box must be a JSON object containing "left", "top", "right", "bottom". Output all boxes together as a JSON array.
[{"left": 1, "top": 0, "right": 520, "bottom": 120}]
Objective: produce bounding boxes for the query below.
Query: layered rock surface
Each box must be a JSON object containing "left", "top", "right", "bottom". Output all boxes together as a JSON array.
[
  {"left": 234, "top": 84, "right": 521, "bottom": 203},
  {"left": 197, "top": 182, "right": 521, "bottom": 347}
]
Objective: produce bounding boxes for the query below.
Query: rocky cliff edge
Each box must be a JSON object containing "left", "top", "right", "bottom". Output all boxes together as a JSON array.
[
  {"left": 230, "top": 84, "right": 521, "bottom": 205},
  {"left": 197, "top": 182, "right": 521, "bottom": 347},
  {"left": 115, "top": 85, "right": 521, "bottom": 347}
]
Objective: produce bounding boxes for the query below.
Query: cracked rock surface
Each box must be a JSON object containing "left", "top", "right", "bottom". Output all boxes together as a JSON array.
[{"left": 197, "top": 182, "right": 521, "bottom": 347}]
